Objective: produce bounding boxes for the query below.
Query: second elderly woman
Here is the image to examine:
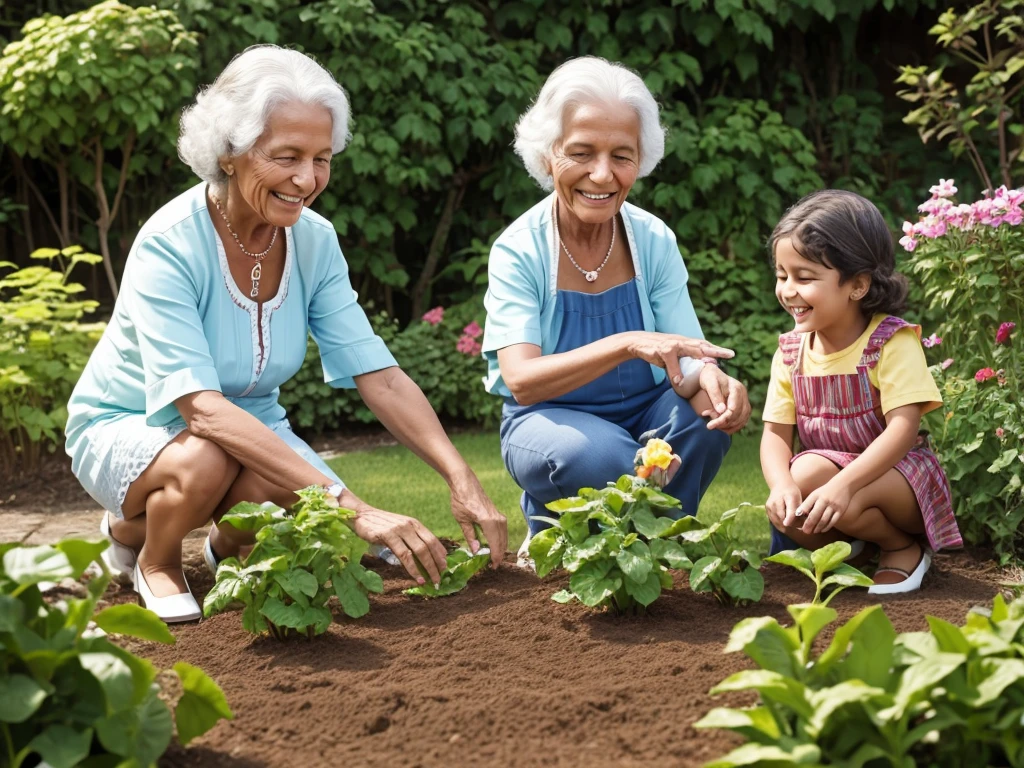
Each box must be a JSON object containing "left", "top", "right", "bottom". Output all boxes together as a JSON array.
[
  {"left": 482, "top": 57, "right": 752, "bottom": 562},
  {"left": 66, "top": 46, "right": 507, "bottom": 622}
]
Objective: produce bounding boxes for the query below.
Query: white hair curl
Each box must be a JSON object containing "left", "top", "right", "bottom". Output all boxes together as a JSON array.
[
  {"left": 178, "top": 45, "right": 350, "bottom": 191},
  {"left": 514, "top": 56, "right": 666, "bottom": 190}
]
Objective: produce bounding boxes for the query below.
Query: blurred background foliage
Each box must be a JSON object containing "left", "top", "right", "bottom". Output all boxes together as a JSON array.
[{"left": 0, "top": 0, "right": 990, "bottom": 428}]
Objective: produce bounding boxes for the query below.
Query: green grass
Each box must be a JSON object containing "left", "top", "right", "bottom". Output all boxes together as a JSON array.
[{"left": 327, "top": 430, "right": 771, "bottom": 552}]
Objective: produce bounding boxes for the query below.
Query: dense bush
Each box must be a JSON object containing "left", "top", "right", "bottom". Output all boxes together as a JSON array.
[{"left": 0, "top": 247, "right": 104, "bottom": 478}]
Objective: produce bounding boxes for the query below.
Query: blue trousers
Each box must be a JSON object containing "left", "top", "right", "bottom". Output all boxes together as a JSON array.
[{"left": 500, "top": 383, "right": 732, "bottom": 535}]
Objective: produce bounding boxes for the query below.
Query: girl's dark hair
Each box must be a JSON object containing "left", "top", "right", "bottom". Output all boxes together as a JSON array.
[{"left": 769, "top": 189, "right": 908, "bottom": 316}]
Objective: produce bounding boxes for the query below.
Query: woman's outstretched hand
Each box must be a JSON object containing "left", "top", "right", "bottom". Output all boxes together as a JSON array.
[
  {"left": 449, "top": 470, "right": 508, "bottom": 569},
  {"left": 351, "top": 506, "right": 449, "bottom": 587},
  {"left": 697, "top": 365, "right": 751, "bottom": 434},
  {"left": 626, "top": 332, "right": 734, "bottom": 388}
]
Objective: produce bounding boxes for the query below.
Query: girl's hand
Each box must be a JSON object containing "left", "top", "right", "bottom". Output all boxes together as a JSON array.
[
  {"left": 766, "top": 483, "right": 802, "bottom": 528},
  {"left": 627, "top": 332, "right": 734, "bottom": 388},
  {"left": 795, "top": 480, "right": 853, "bottom": 535},
  {"left": 351, "top": 507, "right": 449, "bottom": 587},
  {"left": 698, "top": 367, "right": 752, "bottom": 435}
]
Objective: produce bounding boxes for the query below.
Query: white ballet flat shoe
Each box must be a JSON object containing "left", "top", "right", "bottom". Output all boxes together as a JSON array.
[
  {"left": 868, "top": 546, "right": 931, "bottom": 595},
  {"left": 514, "top": 534, "right": 535, "bottom": 573},
  {"left": 99, "top": 512, "right": 136, "bottom": 579},
  {"left": 133, "top": 563, "right": 202, "bottom": 623},
  {"left": 202, "top": 535, "right": 222, "bottom": 577}
]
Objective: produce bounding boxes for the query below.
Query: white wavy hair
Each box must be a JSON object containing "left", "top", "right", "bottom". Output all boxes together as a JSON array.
[
  {"left": 178, "top": 45, "right": 350, "bottom": 191},
  {"left": 514, "top": 56, "right": 666, "bottom": 190}
]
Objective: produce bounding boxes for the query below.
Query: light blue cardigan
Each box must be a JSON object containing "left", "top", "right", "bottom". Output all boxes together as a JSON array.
[{"left": 482, "top": 194, "right": 704, "bottom": 397}]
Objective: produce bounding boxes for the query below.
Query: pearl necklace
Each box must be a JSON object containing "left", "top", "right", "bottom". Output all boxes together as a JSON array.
[
  {"left": 211, "top": 195, "right": 278, "bottom": 298},
  {"left": 554, "top": 201, "right": 616, "bottom": 282}
]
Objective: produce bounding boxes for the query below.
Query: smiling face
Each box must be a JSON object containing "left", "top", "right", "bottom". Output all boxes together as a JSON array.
[
  {"left": 773, "top": 237, "right": 870, "bottom": 338},
  {"left": 226, "top": 101, "right": 334, "bottom": 227},
  {"left": 548, "top": 101, "right": 640, "bottom": 226}
]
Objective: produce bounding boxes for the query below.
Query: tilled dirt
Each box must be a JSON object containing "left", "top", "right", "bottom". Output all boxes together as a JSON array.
[{"left": 103, "top": 550, "right": 1004, "bottom": 768}]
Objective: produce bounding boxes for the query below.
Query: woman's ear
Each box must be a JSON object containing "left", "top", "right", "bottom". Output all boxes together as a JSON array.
[{"left": 850, "top": 273, "right": 871, "bottom": 301}]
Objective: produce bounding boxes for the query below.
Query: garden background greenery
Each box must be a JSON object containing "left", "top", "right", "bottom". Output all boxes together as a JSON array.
[{"left": 1, "top": 0, "right": 1022, "bottom": 556}]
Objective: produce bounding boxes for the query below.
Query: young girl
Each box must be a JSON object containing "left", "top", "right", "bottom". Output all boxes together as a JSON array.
[{"left": 761, "top": 189, "right": 962, "bottom": 594}]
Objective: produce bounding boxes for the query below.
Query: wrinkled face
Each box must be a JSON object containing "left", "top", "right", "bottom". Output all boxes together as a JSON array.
[
  {"left": 227, "top": 101, "right": 334, "bottom": 227},
  {"left": 774, "top": 237, "right": 868, "bottom": 334},
  {"left": 548, "top": 101, "right": 640, "bottom": 226}
]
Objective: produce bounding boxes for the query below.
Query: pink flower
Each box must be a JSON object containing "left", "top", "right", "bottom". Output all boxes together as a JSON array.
[
  {"left": 929, "top": 179, "right": 958, "bottom": 198},
  {"left": 918, "top": 197, "right": 953, "bottom": 215},
  {"left": 899, "top": 235, "right": 918, "bottom": 252},
  {"left": 996, "top": 322, "right": 1016, "bottom": 345},
  {"left": 422, "top": 306, "right": 445, "bottom": 326},
  {"left": 975, "top": 367, "right": 997, "bottom": 383},
  {"left": 923, "top": 333, "right": 942, "bottom": 348},
  {"left": 916, "top": 215, "right": 947, "bottom": 239},
  {"left": 462, "top": 321, "right": 483, "bottom": 339},
  {"left": 456, "top": 335, "right": 482, "bottom": 356},
  {"left": 940, "top": 358, "right": 954, "bottom": 370},
  {"left": 1005, "top": 207, "right": 1023, "bottom": 226},
  {"left": 996, "top": 427, "right": 1006, "bottom": 439}
]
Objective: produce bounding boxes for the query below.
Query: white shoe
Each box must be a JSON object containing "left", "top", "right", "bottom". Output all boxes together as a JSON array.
[
  {"left": 515, "top": 534, "right": 535, "bottom": 573},
  {"left": 99, "top": 512, "right": 136, "bottom": 579},
  {"left": 132, "top": 563, "right": 202, "bottom": 623},
  {"left": 202, "top": 535, "right": 222, "bottom": 577},
  {"left": 868, "top": 546, "right": 931, "bottom": 595}
]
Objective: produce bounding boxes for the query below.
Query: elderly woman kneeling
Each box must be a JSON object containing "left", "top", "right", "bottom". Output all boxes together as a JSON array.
[
  {"left": 65, "top": 46, "right": 506, "bottom": 622},
  {"left": 482, "top": 57, "right": 751, "bottom": 562}
]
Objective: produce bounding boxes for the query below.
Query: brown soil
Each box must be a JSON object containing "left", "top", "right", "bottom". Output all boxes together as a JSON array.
[{"left": 100, "top": 550, "right": 1003, "bottom": 768}]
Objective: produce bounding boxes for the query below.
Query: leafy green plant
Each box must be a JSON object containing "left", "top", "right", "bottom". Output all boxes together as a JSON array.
[
  {"left": 676, "top": 503, "right": 767, "bottom": 605},
  {"left": 203, "top": 486, "right": 384, "bottom": 639},
  {"left": 528, "top": 475, "right": 691, "bottom": 615},
  {"left": 0, "top": 246, "right": 105, "bottom": 478},
  {"left": 0, "top": 538, "right": 232, "bottom": 768},
  {"left": 403, "top": 547, "right": 490, "bottom": 597},
  {"left": 696, "top": 592, "right": 1024, "bottom": 768},
  {"left": 766, "top": 541, "right": 873, "bottom": 606}
]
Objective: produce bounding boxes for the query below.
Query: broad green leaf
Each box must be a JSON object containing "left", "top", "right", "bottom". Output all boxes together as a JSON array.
[
  {"left": 630, "top": 506, "right": 672, "bottom": 538},
  {"left": 721, "top": 567, "right": 764, "bottom": 603},
  {"left": 173, "top": 662, "right": 234, "bottom": 745},
  {"left": 0, "top": 594, "right": 25, "bottom": 632},
  {"left": 80, "top": 652, "right": 134, "bottom": 714},
  {"left": 332, "top": 569, "right": 370, "bottom": 618},
  {"left": 569, "top": 561, "right": 620, "bottom": 607},
  {"left": 3, "top": 545, "right": 74, "bottom": 585},
  {"left": 203, "top": 574, "right": 250, "bottom": 617},
  {"left": 694, "top": 705, "right": 781, "bottom": 740},
  {"left": 807, "top": 680, "right": 887, "bottom": 736},
  {"left": 273, "top": 569, "right": 319, "bottom": 601},
  {"left": 811, "top": 541, "right": 850, "bottom": 577},
  {"left": 529, "top": 528, "right": 564, "bottom": 578},
  {"left": 765, "top": 549, "right": 814, "bottom": 580},
  {"left": 649, "top": 538, "right": 692, "bottom": 569},
  {"left": 262, "top": 597, "right": 332, "bottom": 634},
  {"left": 689, "top": 555, "right": 723, "bottom": 592},
  {"left": 55, "top": 539, "right": 109, "bottom": 576},
  {"left": 0, "top": 674, "right": 50, "bottom": 722},
  {"left": 821, "top": 563, "right": 873, "bottom": 594},
  {"left": 711, "top": 669, "right": 813, "bottom": 718},
  {"left": 616, "top": 541, "right": 654, "bottom": 583},
  {"left": 564, "top": 532, "right": 616, "bottom": 571},
  {"left": 704, "top": 741, "right": 821, "bottom": 767},
  {"left": 220, "top": 502, "right": 286, "bottom": 531},
  {"left": 926, "top": 616, "right": 971, "bottom": 654},
  {"left": 623, "top": 569, "right": 661, "bottom": 606},
  {"left": 93, "top": 604, "right": 176, "bottom": 644},
  {"left": 95, "top": 689, "right": 173, "bottom": 764},
  {"left": 726, "top": 617, "right": 799, "bottom": 677},
  {"left": 893, "top": 652, "right": 966, "bottom": 717},
  {"left": 28, "top": 724, "right": 92, "bottom": 768},
  {"left": 350, "top": 564, "right": 384, "bottom": 594},
  {"left": 974, "top": 658, "right": 1024, "bottom": 705},
  {"left": 787, "top": 604, "right": 837, "bottom": 650},
  {"left": 820, "top": 606, "right": 896, "bottom": 688},
  {"left": 551, "top": 589, "right": 574, "bottom": 604},
  {"left": 655, "top": 515, "right": 704, "bottom": 538}
]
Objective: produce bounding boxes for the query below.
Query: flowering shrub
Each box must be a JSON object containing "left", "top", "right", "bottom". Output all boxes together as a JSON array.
[{"left": 902, "top": 180, "right": 1023, "bottom": 560}]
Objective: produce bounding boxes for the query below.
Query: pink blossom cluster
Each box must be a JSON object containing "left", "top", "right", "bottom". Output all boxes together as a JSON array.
[
  {"left": 923, "top": 333, "right": 941, "bottom": 348},
  {"left": 996, "top": 321, "right": 1016, "bottom": 345},
  {"left": 456, "top": 321, "right": 483, "bottom": 356},
  {"left": 899, "top": 180, "right": 1024, "bottom": 252},
  {"left": 422, "top": 306, "right": 445, "bottom": 326}
]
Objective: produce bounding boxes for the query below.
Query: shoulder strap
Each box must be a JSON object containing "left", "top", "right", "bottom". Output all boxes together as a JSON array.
[
  {"left": 860, "top": 315, "right": 920, "bottom": 369},
  {"left": 779, "top": 331, "right": 803, "bottom": 368}
]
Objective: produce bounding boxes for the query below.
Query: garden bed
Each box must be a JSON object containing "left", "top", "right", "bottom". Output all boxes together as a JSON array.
[{"left": 113, "top": 551, "right": 1004, "bottom": 768}]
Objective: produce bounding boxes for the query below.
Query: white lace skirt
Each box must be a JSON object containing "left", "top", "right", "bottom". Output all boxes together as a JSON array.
[{"left": 71, "top": 414, "right": 341, "bottom": 519}]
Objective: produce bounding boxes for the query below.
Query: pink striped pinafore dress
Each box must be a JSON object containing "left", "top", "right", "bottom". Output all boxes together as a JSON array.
[{"left": 778, "top": 315, "right": 962, "bottom": 551}]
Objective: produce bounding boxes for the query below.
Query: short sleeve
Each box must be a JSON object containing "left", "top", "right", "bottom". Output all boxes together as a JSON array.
[
  {"left": 125, "top": 235, "right": 222, "bottom": 427},
  {"left": 762, "top": 348, "right": 796, "bottom": 424},
  {"left": 648, "top": 232, "right": 703, "bottom": 340},
  {"left": 482, "top": 240, "right": 543, "bottom": 353},
  {"left": 870, "top": 328, "right": 942, "bottom": 416},
  {"left": 308, "top": 240, "right": 397, "bottom": 389}
]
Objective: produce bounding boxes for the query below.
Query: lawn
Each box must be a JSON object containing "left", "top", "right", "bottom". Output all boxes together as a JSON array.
[{"left": 327, "top": 429, "right": 771, "bottom": 552}]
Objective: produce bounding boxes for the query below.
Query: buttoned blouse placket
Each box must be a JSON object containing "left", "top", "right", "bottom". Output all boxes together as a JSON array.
[{"left": 215, "top": 227, "right": 294, "bottom": 397}]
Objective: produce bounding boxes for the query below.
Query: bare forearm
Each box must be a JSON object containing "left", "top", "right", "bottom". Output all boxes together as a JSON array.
[
  {"left": 356, "top": 367, "right": 470, "bottom": 483},
  {"left": 502, "top": 333, "right": 635, "bottom": 405},
  {"left": 833, "top": 409, "right": 920, "bottom": 496},
  {"left": 761, "top": 424, "right": 795, "bottom": 489},
  {"left": 178, "top": 392, "right": 333, "bottom": 491}
]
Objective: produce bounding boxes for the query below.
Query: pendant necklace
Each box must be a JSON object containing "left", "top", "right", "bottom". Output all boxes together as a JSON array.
[
  {"left": 211, "top": 194, "right": 278, "bottom": 298},
  {"left": 554, "top": 200, "right": 615, "bottom": 283}
]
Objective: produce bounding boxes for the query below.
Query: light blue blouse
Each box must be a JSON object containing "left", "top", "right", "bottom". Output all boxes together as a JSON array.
[
  {"left": 482, "top": 194, "right": 704, "bottom": 397},
  {"left": 65, "top": 183, "right": 397, "bottom": 455}
]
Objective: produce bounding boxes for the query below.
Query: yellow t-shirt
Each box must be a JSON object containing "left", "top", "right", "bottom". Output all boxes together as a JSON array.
[{"left": 762, "top": 314, "right": 942, "bottom": 425}]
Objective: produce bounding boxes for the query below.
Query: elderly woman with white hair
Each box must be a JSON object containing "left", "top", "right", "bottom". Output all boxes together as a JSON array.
[
  {"left": 483, "top": 57, "right": 752, "bottom": 561},
  {"left": 65, "top": 45, "right": 507, "bottom": 622}
]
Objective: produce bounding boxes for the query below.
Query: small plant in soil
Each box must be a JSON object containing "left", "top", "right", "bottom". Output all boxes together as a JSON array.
[
  {"left": 404, "top": 547, "right": 490, "bottom": 597},
  {"left": 765, "top": 541, "right": 873, "bottom": 606},
  {"left": 204, "top": 486, "right": 384, "bottom": 639},
  {"left": 0, "top": 539, "right": 232, "bottom": 768},
  {"left": 528, "top": 473, "right": 697, "bottom": 615},
  {"left": 697, "top": 592, "right": 1024, "bottom": 768},
  {"left": 676, "top": 503, "right": 766, "bottom": 605}
]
